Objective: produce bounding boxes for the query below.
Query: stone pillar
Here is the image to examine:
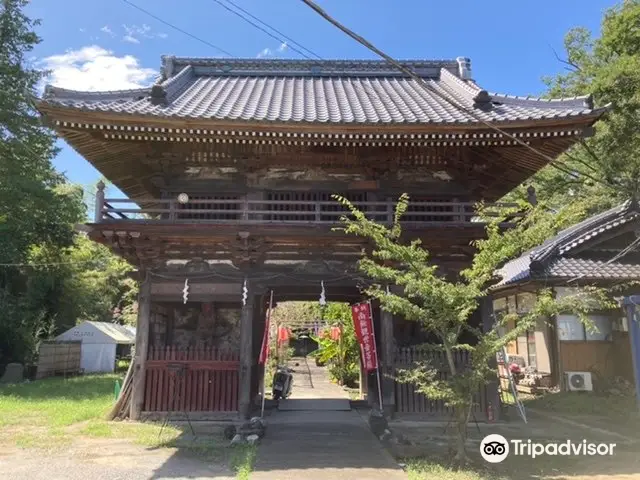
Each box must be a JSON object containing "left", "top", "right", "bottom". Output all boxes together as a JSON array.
[
  {"left": 380, "top": 307, "right": 396, "bottom": 416},
  {"left": 238, "top": 284, "right": 255, "bottom": 419},
  {"left": 481, "top": 296, "right": 501, "bottom": 421},
  {"left": 130, "top": 272, "right": 151, "bottom": 420}
]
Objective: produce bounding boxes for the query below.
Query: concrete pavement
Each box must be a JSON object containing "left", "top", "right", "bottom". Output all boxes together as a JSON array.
[{"left": 252, "top": 357, "right": 407, "bottom": 479}]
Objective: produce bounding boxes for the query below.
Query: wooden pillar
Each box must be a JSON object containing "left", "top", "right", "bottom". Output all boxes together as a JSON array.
[
  {"left": 94, "top": 180, "right": 105, "bottom": 222},
  {"left": 130, "top": 272, "right": 151, "bottom": 420},
  {"left": 380, "top": 307, "right": 396, "bottom": 416},
  {"left": 481, "top": 296, "right": 501, "bottom": 421},
  {"left": 238, "top": 284, "right": 255, "bottom": 419}
]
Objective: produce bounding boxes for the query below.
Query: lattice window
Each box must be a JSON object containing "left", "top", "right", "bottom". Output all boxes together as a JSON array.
[
  {"left": 264, "top": 192, "right": 371, "bottom": 222},
  {"left": 176, "top": 194, "right": 240, "bottom": 220},
  {"left": 403, "top": 197, "right": 455, "bottom": 223}
]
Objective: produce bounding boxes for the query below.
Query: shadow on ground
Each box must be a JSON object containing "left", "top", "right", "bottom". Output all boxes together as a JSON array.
[{"left": 148, "top": 408, "right": 405, "bottom": 480}]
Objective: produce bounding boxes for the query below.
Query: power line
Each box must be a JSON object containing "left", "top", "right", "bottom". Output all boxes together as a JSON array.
[
  {"left": 210, "top": 0, "right": 314, "bottom": 59},
  {"left": 0, "top": 260, "right": 102, "bottom": 268},
  {"left": 298, "top": 0, "right": 611, "bottom": 190},
  {"left": 215, "top": 0, "right": 322, "bottom": 60},
  {"left": 122, "top": 0, "right": 234, "bottom": 57},
  {"left": 566, "top": 235, "right": 640, "bottom": 284}
]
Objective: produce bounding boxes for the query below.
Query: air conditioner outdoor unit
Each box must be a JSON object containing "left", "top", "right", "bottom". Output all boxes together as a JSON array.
[{"left": 566, "top": 371, "right": 593, "bottom": 392}]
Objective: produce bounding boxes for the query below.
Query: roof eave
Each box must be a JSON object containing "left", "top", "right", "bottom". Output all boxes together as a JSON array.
[{"left": 37, "top": 101, "right": 605, "bottom": 131}]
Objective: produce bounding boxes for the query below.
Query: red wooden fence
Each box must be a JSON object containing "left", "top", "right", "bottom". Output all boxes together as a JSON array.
[
  {"left": 143, "top": 346, "right": 240, "bottom": 412},
  {"left": 393, "top": 347, "right": 488, "bottom": 416}
]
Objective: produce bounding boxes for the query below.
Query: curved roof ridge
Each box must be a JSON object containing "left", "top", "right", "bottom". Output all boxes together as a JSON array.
[
  {"left": 530, "top": 200, "right": 633, "bottom": 265},
  {"left": 159, "top": 65, "right": 195, "bottom": 102},
  {"left": 161, "top": 55, "right": 460, "bottom": 77},
  {"left": 43, "top": 84, "right": 151, "bottom": 102},
  {"left": 494, "top": 200, "right": 638, "bottom": 289},
  {"left": 439, "top": 68, "right": 482, "bottom": 96},
  {"left": 489, "top": 91, "right": 593, "bottom": 109}
]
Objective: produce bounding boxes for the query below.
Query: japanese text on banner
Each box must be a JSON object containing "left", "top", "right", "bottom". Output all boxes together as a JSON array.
[{"left": 350, "top": 302, "right": 379, "bottom": 372}]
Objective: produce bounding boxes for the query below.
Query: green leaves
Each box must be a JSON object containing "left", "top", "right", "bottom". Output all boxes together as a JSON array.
[
  {"left": 520, "top": 0, "right": 640, "bottom": 207},
  {"left": 336, "top": 190, "right": 618, "bottom": 460},
  {"left": 0, "top": 2, "right": 137, "bottom": 365}
]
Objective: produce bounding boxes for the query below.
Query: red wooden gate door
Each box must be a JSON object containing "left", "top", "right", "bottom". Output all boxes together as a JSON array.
[{"left": 143, "top": 346, "right": 240, "bottom": 412}]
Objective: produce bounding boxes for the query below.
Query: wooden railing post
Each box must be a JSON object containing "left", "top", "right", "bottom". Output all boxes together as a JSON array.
[
  {"left": 453, "top": 197, "right": 463, "bottom": 222},
  {"left": 242, "top": 195, "right": 249, "bottom": 221},
  {"left": 386, "top": 198, "right": 394, "bottom": 224},
  {"left": 169, "top": 199, "right": 177, "bottom": 221},
  {"left": 94, "top": 181, "right": 105, "bottom": 222}
]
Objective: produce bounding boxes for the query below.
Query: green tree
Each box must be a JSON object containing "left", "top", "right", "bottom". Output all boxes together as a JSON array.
[
  {"left": 0, "top": 2, "right": 137, "bottom": 367},
  {"left": 507, "top": 0, "right": 640, "bottom": 209},
  {"left": 309, "top": 303, "right": 360, "bottom": 386},
  {"left": 0, "top": 0, "right": 86, "bottom": 365},
  {"left": 336, "top": 194, "right": 613, "bottom": 463}
]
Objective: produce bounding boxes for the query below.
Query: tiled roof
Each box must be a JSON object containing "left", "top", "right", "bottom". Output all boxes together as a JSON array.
[
  {"left": 546, "top": 258, "right": 640, "bottom": 280},
  {"left": 494, "top": 201, "right": 640, "bottom": 289},
  {"left": 39, "top": 57, "right": 600, "bottom": 125}
]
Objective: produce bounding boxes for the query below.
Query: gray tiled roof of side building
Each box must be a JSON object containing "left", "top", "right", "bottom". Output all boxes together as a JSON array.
[
  {"left": 40, "top": 57, "right": 600, "bottom": 125},
  {"left": 494, "top": 201, "right": 640, "bottom": 289}
]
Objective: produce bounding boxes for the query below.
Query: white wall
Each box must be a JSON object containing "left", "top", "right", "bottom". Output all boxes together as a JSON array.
[{"left": 80, "top": 344, "right": 116, "bottom": 373}]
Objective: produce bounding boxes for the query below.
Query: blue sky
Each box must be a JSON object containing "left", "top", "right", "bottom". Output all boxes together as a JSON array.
[{"left": 27, "top": 0, "right": 616, "bottom": 198}]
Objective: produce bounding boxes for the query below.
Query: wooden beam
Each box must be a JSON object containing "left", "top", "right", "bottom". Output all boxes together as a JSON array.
[
  {"left": 130, "top": 272, "right": 151, "bottom": 420},
  {"left": 379, "top": 305, "right": 396, "bottom": 417},
  {"left": 480, "top": 297, "right": 500, "bottom": 422}
]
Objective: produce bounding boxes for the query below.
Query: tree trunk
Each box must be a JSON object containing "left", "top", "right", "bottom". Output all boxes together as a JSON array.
[{"left": 443, "top": 342, "right": 469, "bottom": 463}]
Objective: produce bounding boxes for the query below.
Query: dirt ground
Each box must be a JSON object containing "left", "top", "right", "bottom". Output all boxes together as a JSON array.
[{"left": 0, "top": 435, "right": 237, "bottom": 480}]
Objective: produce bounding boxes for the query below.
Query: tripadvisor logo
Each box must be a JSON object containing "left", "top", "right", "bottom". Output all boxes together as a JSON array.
[{"left": 480, "top": 434, "right": 616, "bottom": 463}]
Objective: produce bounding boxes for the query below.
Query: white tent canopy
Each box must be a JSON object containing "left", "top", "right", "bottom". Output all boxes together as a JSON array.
[{"left": 55, "top": 321, "right": 136, "bottom": 373}]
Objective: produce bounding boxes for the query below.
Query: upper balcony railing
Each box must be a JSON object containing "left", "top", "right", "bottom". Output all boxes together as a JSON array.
[{"left": 93, "top": 191, "right": 521, "bottom": 228}]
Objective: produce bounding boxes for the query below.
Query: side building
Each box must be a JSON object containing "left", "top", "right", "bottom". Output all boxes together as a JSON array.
[
  {"left": 493, "top": 201, "right": 640, "bottom": 392},
  {"left": 38, "top": 56, "right": 604, "bottom": 419}
]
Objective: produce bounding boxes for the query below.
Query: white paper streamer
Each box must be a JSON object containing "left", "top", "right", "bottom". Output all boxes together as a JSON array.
[
  {"left": 182, "top": 278, "right": 189, "bottom": 304},
  {"left": 242, "top": 278, "right": 248, "bottom": 306},
  {"left": 319, "top": 280, "right": 326, "bottom": 306}
]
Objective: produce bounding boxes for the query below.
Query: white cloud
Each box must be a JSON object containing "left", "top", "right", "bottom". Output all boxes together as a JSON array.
[
  {"left": 257, "top": 43, "right": 288, "bottom": 58},
  {"left": 122, "top": 24, "right": 166, "bottom": 43},
  {"left": 123, "top": 34, "right": 140, "bottom": 44},
  {"left": 100, "top": 25, "right": 115, "bottom": 37},
  {"left": 40, "top": 45, "right": 157, "bottom": 92}
]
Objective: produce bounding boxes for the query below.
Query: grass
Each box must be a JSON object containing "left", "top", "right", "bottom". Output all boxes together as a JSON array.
[
  {"left": 407, "top": 460, "right": 505, "bottom": 480},
  {"left": 80, "top": 419, "right": 183, "bottom": 448},
  {"left": 0, "top": 374, "right": 258, "bottom": 478},
  {"left": 521, "top": 390, "right": 636, "bottom": 417},
  {"left": 0, "top": 374, "right": 120, "bottom": 427},
  {"left": 230, "top": 445, "right": 257, "bottom": 480}
]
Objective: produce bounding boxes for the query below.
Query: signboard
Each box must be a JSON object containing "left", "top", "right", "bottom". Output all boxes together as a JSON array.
[{"left": 351, "top": 302, "right": 379, "bottom": 372}]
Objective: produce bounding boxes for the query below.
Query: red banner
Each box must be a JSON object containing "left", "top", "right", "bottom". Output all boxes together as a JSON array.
[
  {"left": 351, "top": 302, "right": 379, "bottom": 372},
  {"left": 258, "top": 302, "right": 272, "bottom": 365}
]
